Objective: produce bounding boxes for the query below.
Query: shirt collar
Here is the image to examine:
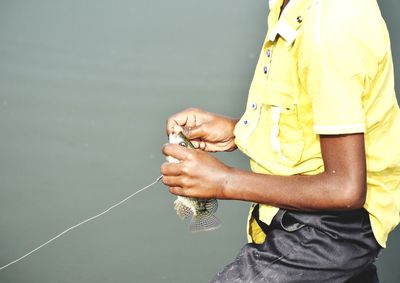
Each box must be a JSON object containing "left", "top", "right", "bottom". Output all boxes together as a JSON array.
[
  {"left": 267, "top": 0, "right": 315, "bottom": 45},
  {"left": 268, "top": 0, "right": 282, "bottom": 9}
]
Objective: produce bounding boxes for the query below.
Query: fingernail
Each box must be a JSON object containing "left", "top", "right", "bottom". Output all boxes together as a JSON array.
[{"left": 183, "top": 126, "right": 191, "bottom": 137}]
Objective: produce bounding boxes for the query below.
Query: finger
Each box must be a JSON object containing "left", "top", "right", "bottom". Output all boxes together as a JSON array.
[
  {"left": 173, "top": 125, "right": 183, "bottom": 135},
  {"left": 162, "top": 176, "right": 182, "bottom": 187},
  {"left": 166, "top": 110, "right": 198, "bottom": 135},
  {"left": 184, "top": 124, "right": 208, "bottom": 140},
  {"left": 162, "top": 143, "right": 192, "bottom": 160},
  {"left": 199, "top": 141, "right": 206, "bottom": 150},
  {"left": 169, "top": 186, "right": 185, "bottom": 196},
  {"left": 166, "top": 114, "right": 186, "bottom": 135},
  {"left": 160, "top": 162, "right": 182, "bottom": 176},
  {"left": 188, "top": 138, "right": 202, "bottom": 149},
  {"left": 185, "top": 113, "right": 197, "bottom": 130}
]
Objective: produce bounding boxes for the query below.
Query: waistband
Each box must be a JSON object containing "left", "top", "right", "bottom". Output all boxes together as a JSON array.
[{"left": 252, "top": 205, "right": 378, "bottom": 244}]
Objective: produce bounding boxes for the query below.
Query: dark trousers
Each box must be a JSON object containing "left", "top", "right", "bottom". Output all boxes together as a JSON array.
[{"left": 210, "top": 207, "right": 381, "bottom": 283}]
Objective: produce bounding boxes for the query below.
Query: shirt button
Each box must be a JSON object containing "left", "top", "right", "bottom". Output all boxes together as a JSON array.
[
  {"left": 263, "top": 66, "right": 268, "bottom": 74},
  {"left": 243, "top": 120, "right": 249, "bottom": 126},
  {"left": 297, "top": 16, "right": 303, "bottom": 23},
  {"left": 266, "top": 49, "right": 271, "bottom": 57},
  {"left": 251, "top": 102, "right": 257, "bottom": 110}
]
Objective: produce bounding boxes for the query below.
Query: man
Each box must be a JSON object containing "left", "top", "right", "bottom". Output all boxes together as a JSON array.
[{"left": 161, "top": 0, "right": 400, "bottom": 281}]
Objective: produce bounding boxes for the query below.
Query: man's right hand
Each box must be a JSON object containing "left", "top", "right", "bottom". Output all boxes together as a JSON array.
[{"left": 166, "top": 108, "right": 238, "bottom": 152}]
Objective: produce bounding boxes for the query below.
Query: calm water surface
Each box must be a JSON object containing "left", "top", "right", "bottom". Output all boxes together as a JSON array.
[{"left": 0, "top": 0, "right": 399, "bottom": 282}]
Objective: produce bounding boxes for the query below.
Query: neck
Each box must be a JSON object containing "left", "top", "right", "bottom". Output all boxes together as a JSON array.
[{"left": 282, "top": 0, "right": 291, "bottom": 10}]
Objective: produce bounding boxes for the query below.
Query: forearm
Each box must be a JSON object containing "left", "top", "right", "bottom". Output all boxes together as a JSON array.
[
  {"left": 221, "top": 167, "right": 366, "bottom": 211},
  {"left": 162, "top": 134, "right": 367, "bottom": 211}
]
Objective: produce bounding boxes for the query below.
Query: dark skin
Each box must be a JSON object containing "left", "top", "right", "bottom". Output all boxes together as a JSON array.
[
  {"left": 161, "top": 0, "right": 367, "bottom": 211},
  {"left": 161, "top": 108, "right": 367, "bottom": 211}
]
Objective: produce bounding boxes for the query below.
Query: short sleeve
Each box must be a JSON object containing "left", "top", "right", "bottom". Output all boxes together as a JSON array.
[{"left": 299, "top": 0, "right": 379, "bottom": 135}]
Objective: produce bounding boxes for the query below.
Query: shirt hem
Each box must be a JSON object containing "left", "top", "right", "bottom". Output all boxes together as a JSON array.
[{"left": 314, "top": 124, "right": 366, "bottom": 134}]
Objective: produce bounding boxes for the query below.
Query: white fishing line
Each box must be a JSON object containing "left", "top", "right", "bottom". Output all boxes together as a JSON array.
[{"left": 0, "top": 175, "right": 163, "bottom": 271}]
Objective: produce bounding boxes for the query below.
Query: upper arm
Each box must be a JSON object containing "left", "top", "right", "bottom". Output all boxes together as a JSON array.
[
  {"left": 319, "top": 133, "right": 367, "bottom": 209},
  {"left": 299, "top": 2, "right": 372, "bottom": 208}
]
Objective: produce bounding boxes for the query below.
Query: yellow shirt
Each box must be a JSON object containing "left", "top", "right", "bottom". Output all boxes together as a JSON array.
[{"left": 234, "top": 0, "right": 400, "bottom": 248}]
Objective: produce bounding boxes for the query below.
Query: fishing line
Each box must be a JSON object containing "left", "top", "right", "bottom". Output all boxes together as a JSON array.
[{"left": 0, "top": 175, "right": 163, "bottom": 271}]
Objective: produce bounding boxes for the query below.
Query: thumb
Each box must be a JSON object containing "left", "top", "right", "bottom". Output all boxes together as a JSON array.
[{"left": 184, "top": 124, "right": 208, "bottom": 140}]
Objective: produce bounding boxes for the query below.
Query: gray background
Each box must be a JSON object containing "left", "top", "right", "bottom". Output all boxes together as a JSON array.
[{"left": 0, "top": 0, "right": 398, "bottom": 282}]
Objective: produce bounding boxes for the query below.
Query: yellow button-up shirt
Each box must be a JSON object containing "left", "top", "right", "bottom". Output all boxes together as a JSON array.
[{"left": 234, "top": 0, "right": 400, "bottom": 248}]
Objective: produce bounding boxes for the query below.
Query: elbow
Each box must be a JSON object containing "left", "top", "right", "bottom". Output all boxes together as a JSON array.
[
  {"left": 338, "top": 181, "right": 366, "bottom": 210},
  {"left": 341, "top": 193, "right": 366, "bottom": 210}
]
